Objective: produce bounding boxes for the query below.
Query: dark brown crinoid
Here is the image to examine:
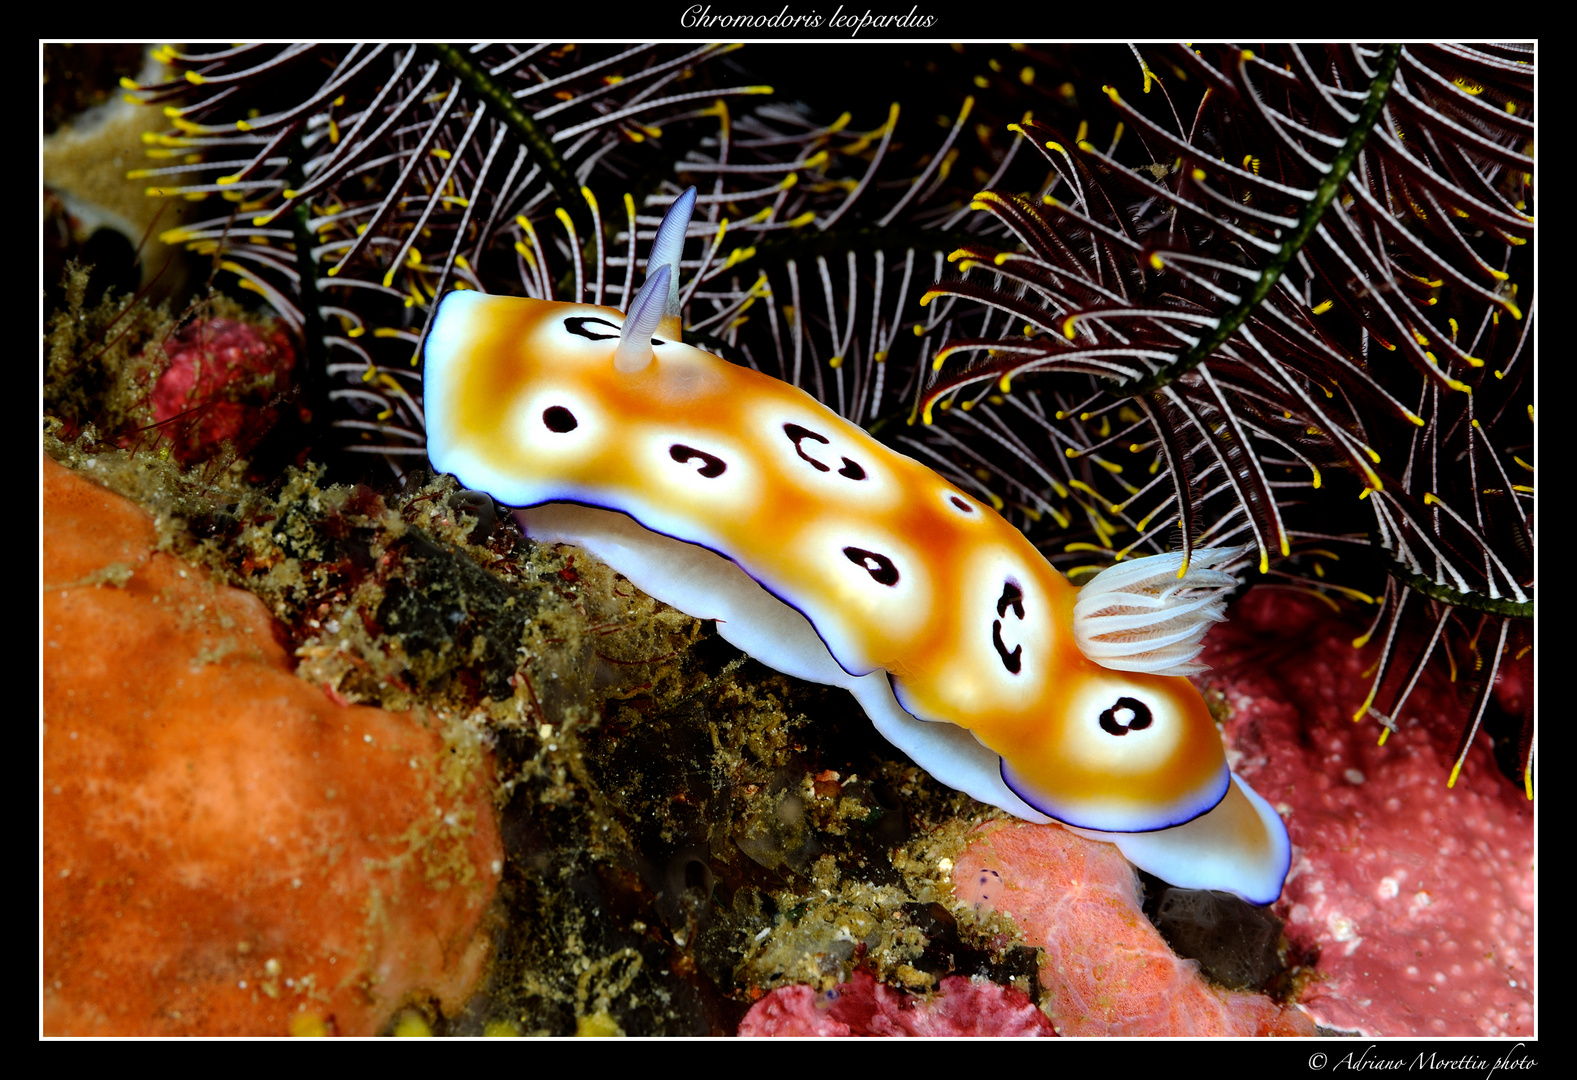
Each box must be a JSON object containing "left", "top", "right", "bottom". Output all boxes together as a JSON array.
[{"left": 917, "top": 44, "right": 1532, "bottom": 792}]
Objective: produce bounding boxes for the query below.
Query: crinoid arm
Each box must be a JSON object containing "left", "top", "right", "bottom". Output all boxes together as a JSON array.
[{"left": 1072, "top": 548, "right": 1244, "bottom": 676}]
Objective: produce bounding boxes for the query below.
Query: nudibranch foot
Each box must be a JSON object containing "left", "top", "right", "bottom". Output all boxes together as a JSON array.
[
  {"left": 517, "top": 504, "right": 1036, "bottom": 812},
  {"left": 517, "top": 502, "right": 864, "bottom": 690}
]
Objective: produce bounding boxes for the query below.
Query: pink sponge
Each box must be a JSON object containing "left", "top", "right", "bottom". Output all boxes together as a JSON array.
[{"left": 952, "top": 822, "right": 1315, "bottom": 1036}]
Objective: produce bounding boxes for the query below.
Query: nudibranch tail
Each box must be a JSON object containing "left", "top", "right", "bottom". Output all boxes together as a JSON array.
[
  {"left": 614, "top": 263, "right": 671, "bottom": 373},
  {"left": 1068, "top": 773, "right": 1292, "bottom": 906}
]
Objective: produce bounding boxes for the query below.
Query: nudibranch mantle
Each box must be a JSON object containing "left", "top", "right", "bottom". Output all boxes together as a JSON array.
[{"left": 423, "top": 198, "right": 1290, "bottom": 905}]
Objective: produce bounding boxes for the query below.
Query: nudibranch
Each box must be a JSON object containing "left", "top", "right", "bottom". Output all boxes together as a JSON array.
[{"left": 423, "top": 188, "right": 1291, "bottom": 904}]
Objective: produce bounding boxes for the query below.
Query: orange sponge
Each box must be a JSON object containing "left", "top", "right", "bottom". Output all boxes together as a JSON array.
[{"left": 42, "top": 457, "right": 501, "bottom": 1036}]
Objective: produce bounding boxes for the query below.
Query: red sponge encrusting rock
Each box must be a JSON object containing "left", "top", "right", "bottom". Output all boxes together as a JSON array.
[{"left": 1203, "top": 589, "right": 1535, "bottom": 1037}]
